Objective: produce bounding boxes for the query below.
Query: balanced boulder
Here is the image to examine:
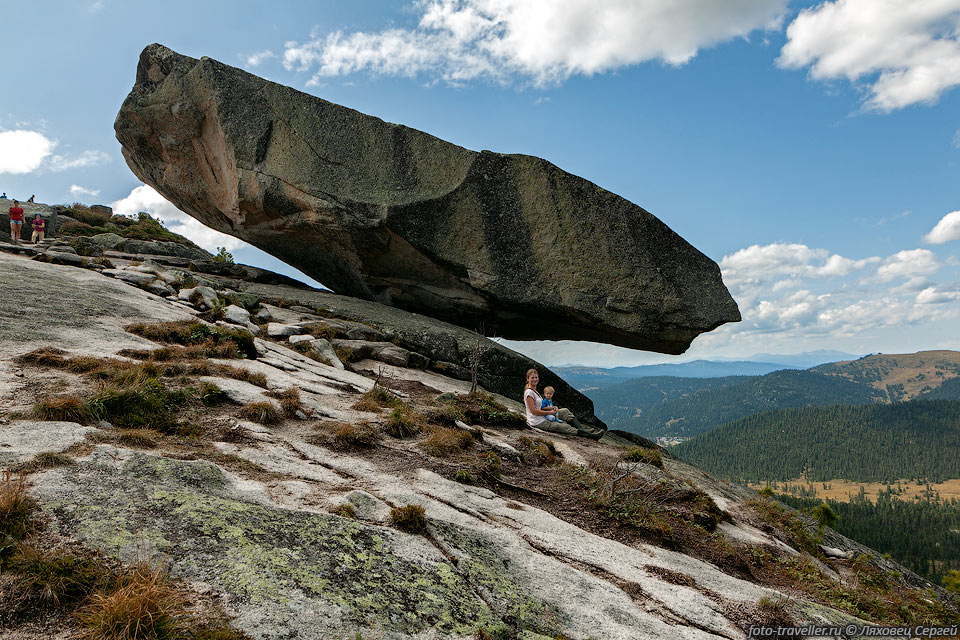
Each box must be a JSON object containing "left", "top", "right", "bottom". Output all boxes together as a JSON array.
[{"left": 116, "top": 44, "right": 740, "bottom": 353}]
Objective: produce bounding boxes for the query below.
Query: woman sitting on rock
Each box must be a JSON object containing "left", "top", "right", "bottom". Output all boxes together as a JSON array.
[{"left": 522, "top": 368, "right": 603, "bottom": 440}]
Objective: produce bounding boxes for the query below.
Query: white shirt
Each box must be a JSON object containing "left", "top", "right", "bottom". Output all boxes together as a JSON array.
[{"left": 523, "top": 388, "right": 547, "bottom": 427}]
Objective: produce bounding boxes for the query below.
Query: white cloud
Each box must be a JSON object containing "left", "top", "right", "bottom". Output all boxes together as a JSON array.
[
  {"left": 916, "top": 284, "right": 960, "bottom": 304},
  {"left": 0, "top": 130, "right": 111, "bottom": 174},
  {"left": 719, "top": 242, "right": 878, "bottom": 286},
  {"left": 284, "top": 0, "right": 787, "bottom": 86},
  {"left": 924, "top": 210, "right": 960, "bottom": 244},
  {"left": 954, "top": 129, "right": 960, "bottom": 148},
  {"left": 111, "top": 184, "right": 248, "bottom": 252},
  {"left": 89, "top": 1, "right": 105, "bottom": 12},
  {"left": 778, "top": 0, "right": 960, "bottom": 112},
  {"left": 0, "top": 130, "right": 55, "bottom": 174},
  {"left": 245, "top": 50, "right": 276, "bottom": 67},
  {"left": 46, "top": 150, "right": 112, "bottom": 172},
  {"left": 873, "top": 248, "right": 940, "bottom": 282},
  {"left": 69, "top": 185, "right": 101, "bottom": 198}
]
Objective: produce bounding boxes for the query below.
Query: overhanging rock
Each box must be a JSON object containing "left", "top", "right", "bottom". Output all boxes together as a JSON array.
[{"left": 116, "top": 44, "right": 740, "bottom": 353}]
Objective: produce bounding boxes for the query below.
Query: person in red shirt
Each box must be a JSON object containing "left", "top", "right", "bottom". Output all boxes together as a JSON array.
[
  {"left": 31, "top": 213, "right": 46, "bottom": 243},
  {"left": 8, "top": 200, "right": 24, "bottom": 245}
]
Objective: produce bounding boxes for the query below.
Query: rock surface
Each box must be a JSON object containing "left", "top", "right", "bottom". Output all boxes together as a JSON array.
[{"left": 115, "top": 44, "right": 740, "bottom": 353}]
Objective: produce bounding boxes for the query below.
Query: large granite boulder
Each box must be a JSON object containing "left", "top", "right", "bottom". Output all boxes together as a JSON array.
[{"left": 116, "top": 44, "right": 740, "bottom": 353}]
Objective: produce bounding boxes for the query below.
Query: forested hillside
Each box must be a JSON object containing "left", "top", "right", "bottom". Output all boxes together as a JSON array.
[
  {"left": 776, "top": 492, "right": 960, "bottom": 585},
  {"left": 586, "top": 370, "right": 881, "bottom": 438},
  {"left": 673, "top": 400, "right": 960, "bottom": 483},
  {"left": 585, "top": 375, "right": 751, "bottom": 425},
  {"left": 812, "top": 351, "right": 960, "bottom": 402}
]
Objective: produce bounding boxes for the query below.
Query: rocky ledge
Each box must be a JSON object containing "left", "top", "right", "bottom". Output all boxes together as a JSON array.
[{"left": 115, "top": 44, "right": 740, "bottom": 353}]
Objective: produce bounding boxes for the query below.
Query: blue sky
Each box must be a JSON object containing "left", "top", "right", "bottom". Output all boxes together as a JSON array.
[{"left": 2, "top": 0, "right": 960, "bottom": 367}]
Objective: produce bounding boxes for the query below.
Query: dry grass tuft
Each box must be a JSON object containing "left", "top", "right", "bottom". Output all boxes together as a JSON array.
[
  {"left": 351, "top": 385, "right": 404, "bottom": 413},
  {"left": 0, "top": 472, "right": 38, "bottom": 542},
  {"left": 332, "top": 422, "right": 379, "bottom": 449},
  {"left": 236, "top": 401, "right": 282, "bottom": 426},
  {"left": 77, "top": 562, "right": 190, "bottom": 640},
  {"left": 7, "top": 541, "right": 115, "bottom": 607},
  {"left": 624, "top": 446, "right": 663, "bottom": 468},
  {"left": 390, "top": 504, "right": 427, "bottom": 534},
  {"left": 9, "top": 452, "right": 76, "bottom": 474},
  {"left": 33, "top": 395, "right": 93, "bottom": 423},
  {"left": 125, "top": 321, "right": 257, "bottom": 360},
  {"left": 386, "top": 406, "right": 425, "bottom": 438},
  {"left": 265, "top": 387, "right": 305, "bottom": 418},
  {"left": 420, "top": 427, "right": 474, "bottom": 457}
]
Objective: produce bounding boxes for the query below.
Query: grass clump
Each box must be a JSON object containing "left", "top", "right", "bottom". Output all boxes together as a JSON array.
[
  {"left": 76, "top": 562, "right": 190, "bottom": 640},
  {"left": 332, "top": 422, "right": 379, "bottom": 449},
  {"left": 265, "top": 387, "right": 305, "bottom": 418},
  {"left": 352, "top": 385, "right": 404, "bottom": 413},
  {"left": 624, "top": 446, "right": 663, "bottom": 468},
  {"left": 236, "top": 401, "right": 282, "bottom": 426},
  {"left": 390, "top": 505, "right": 427, "bottom": 534},
  {"left": 33, "top": 395, "right": 93, "bottom": 423},
  {"left": 420, "top": 427, "right": 474, "bottom": 457},
  {"left": 10, "top": 452, "right": 75, "bottom": 474},
  {"left": 7, "top": 542, "right": 115, "bottom": 607},
  {"left": 452, "top": 391, "right": 525, "bottom": 428},
  {"left": 87, "top": 369, "right": 183, "bottom": 433},
  {"left": 454, "top": 469, "right": 476, "bottom": 485},
  {"left": 330, "top": 503, "right": 357, "bottom": 519},
  {"left": 755, "top": 596, "right": 796, "bottom": 626},
  {"left": 125, "top": 321, "right": 257, "bottom": 359},
  {"left": 198, "top": 382, "right": 229, "bottom": 406},
  {"left": 0, "top": 472, "right": 38, "bottom": 546},
  {"left": 386, "top": 406, "right": 425, "bottom": 438},
  {"left": 517, "top": 437, "right": 562, "bottom": 466}
]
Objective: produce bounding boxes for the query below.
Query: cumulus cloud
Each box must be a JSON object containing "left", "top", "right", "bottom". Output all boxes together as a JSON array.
[
  {"left": 284, "top": 0, "right": 787, "bottom": 86},
  {"left": 778, "top": 0, "right": 960, "bottom": 112},
  {"left": 873, "top": 248, "right": 940, "bottom": 282},
  {"left": 111, "top": 184, "right": 248, "bottom": 252},
  {"left": 719, "top": 242, "right": 879, "bottom": 286},
  {"left": 69, "top": 185, "right": 101, "bottom": 198},
  {"left": 0, "top": 130, "right": 111, "bottom": 174},
  {"left": 245, "top": 50, "right": 276, "bottom": 67},
  {"left": 916, "top": 284, "right": 960, "bottom": 304},
  {"left": 0, "top": 130, "right": 56, "bottom": 174},
  {"left": 924, "top": 210, "right": 960, "bottom": 244}
]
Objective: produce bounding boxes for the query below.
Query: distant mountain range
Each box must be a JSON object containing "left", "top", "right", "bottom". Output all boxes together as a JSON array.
[
  {"left": 555, "top": 350, "right": 859, "bottom": 389},
  {"left": 576, "top": 350, "right": 960, "bottom": 440}
]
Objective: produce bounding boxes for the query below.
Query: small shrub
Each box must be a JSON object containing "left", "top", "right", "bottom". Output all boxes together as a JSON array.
[
  {"left": 758, "top": 486, "right": 775, "bottom": 499},
  {"left": 390, "top": 505, "right": 427, "bottom": 534},
  {"left": 944, "top": 569, "right": 960, "bottom": 593},
  {"left": 237, "top": 402, "right": 282, "bottom": 426},
  {"left": 333, "top": 422, "right": 378, "bottom": 448},
  {"left": 330, "top": 503, "right": 357, "bottom": 519},
  {"left": 420, "top": 427, "right": 474, "bottom": 457},
  {"left": 811, "top": 502, "right": 838, "bottom": 532},
  {"left": 478, "top": 452, "right": 502, "bottom": 482},
  {"left": 452, "top": 391, "right": 525, "bottom": 428},
  {"left": 77, "top": 562, "right": 190, "bottom": 639},
  {"left": 212, "top": 247, "right": 234, "bottom": 264},
  {"left": 624, "top": 447, "right": 663, "bottom": 468},
  {"left": 198, "top": 382, "right": 229, "bottom": 406},
  {"left": 33, "top": 395, "right": 92, "bottom": 423},
  {"left": 454, "top": 469, "right": 476, "bottom": 485},
  {"left": 386, "top": 406, "right": 424, "bottom": 438}
]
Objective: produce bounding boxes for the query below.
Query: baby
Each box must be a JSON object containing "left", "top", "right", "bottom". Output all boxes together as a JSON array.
[{"left": 541, "top": 386, "right": 563, "bottom": 423}]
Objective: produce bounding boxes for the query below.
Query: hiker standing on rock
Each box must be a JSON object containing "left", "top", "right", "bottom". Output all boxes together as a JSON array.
[
  {"left": 31, "top": 213, "right": 45, "bottom": 243},
  {"left": 8, "top": 200, "right": 24, "bottom": 245},
  {"left": 522, "top": 368, "right": 603, "bottom": 440}
]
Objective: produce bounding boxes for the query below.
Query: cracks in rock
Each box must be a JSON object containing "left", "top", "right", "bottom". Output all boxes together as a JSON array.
[{"left": 516, "top": 531, "right": 739, "bottom": 640}]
